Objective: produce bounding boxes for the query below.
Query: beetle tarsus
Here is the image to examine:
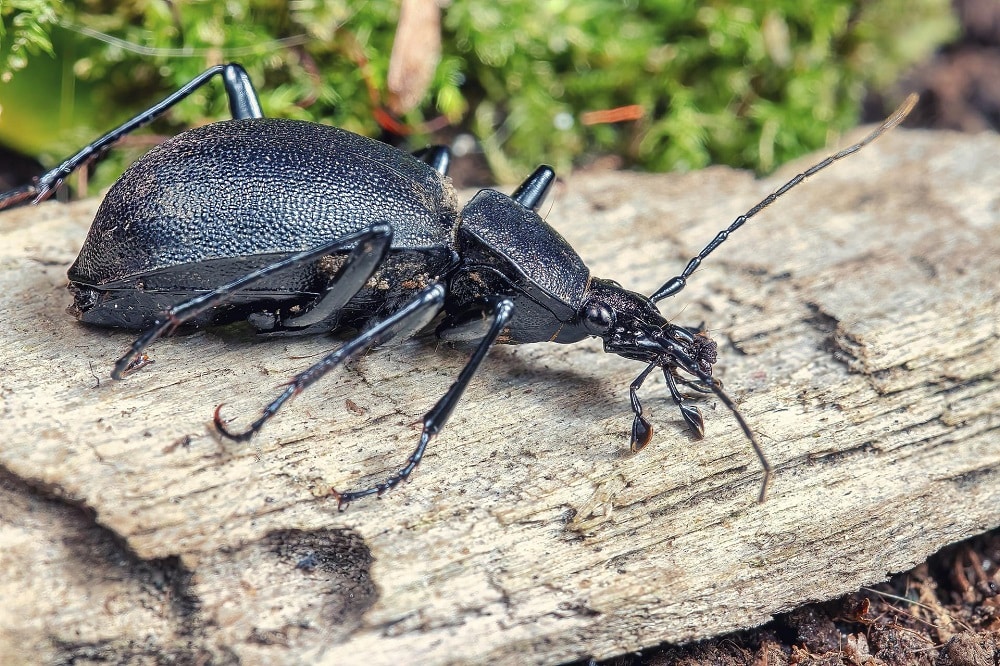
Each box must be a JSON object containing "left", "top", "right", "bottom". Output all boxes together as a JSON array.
[
  {"left": 628, "top": 363, "right": 657, "bottom": 452},
  {"left": 663, "top": 369, "right": 707, "bottom": 439},
  {"left": 213, "top": 403, "right": 273, "bottom": 442},
  {"left": 679, "top": 405, "right": 705, "bottom": 439},
  {"left": 0, "top": 183, "right": 42, "bottom": 211},
  {"left": 113, "top": 322, "right": 171, "bottom": 379},
  {"left": 214, "top": 284, "right": 447, "bottom": 445},
  {"left": 630, "top": 415, "right": 653, "bottom": 452},
  {"left": 114, "top": 352, "right": 154, "bottom": 378}
]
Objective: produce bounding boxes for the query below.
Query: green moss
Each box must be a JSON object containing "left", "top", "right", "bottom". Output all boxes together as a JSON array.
[
  {"left": 0, "top": 0, "right": 956, "bottom": 187},
  {"left": 1, "top": 0, "right": 61, "bottom": 81}
]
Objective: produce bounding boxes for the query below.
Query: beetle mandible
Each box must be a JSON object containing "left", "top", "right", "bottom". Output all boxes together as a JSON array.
[{"left": 0, "top": 64, "right": 917, "bottom": 506}]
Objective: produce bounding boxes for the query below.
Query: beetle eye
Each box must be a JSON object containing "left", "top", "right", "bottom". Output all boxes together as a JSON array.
[{"left": 582, "top": 301, "right": 615, "bottom": 335}]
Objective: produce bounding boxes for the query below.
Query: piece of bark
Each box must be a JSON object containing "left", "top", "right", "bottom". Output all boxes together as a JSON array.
[{"left": 0, "top": 128, "right": 996, "bottom": 665}]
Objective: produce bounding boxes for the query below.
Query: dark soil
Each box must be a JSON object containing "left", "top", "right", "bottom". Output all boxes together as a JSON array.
[{"left": 585, "top": 529, "right": 1000, "bottom": 666}]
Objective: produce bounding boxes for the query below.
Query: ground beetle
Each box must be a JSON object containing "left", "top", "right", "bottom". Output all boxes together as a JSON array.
[{"left": 0, "top": 64, "right": 917, "bottom": 506}]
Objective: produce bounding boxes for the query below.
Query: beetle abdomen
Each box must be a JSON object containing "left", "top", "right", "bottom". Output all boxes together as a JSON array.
[{"left": 68, "top": 119, "right": 459, "bottom": 287}]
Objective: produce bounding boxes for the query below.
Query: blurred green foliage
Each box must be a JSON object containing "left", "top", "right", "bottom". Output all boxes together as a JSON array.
[
  {"left": 1, "top": 0, "right": 955, "bottom": 188},
  {"left": 0, "top": 0, "right": 61, "bottom": 81}
]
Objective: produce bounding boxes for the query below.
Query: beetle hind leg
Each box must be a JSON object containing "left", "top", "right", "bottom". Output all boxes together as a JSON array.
[
  {"left": 331, "top": 295, "right": 515, "bottom": 508},
  {"left": 250, "top": 226, "right": 394, "bottom": 336},
  {"left": 0, "top": 63, "right": 263, "bottom": 211}
]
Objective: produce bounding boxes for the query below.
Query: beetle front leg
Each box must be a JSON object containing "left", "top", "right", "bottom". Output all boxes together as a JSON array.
[
  {"left": 662, "top": 367, "right": 707, "bottom": 439},
  {"left": 660, "top": 345, "right": 773, "bottom": 503},
  {"left": 0, "top": 63, "right": 262, "bottom": 211},
  {"left": 331, "top": 295, "right": 515, "bottom": 508},
  {"left": 629, "top": 363, "right": 657, "bottom": 452}
]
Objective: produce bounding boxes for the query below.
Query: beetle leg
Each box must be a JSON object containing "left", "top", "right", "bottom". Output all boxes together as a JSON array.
[
  {"left": 0, "top": 63, "right": 262, "bottom": 210},
  {"left": 331, "top": 296, "right": 515, "bottom": 508},
  {"left": 628, "top": 363, "right": 657, "bottom": 452},
  {"left": 659, "top": 343, "right": 773, "bottom": 503},
  {"left": 412, "top": 146, "right": 452, "bottom": 175},
  {"left": 254, "top": 226, "right": 395, "bottom": 336},
  {"left": 214, "top": 282, "right": 447, "bottom": 443},
  {"left": 435, "top": 297, "right": 515, "bottom": 342},
  {"left": 0, "top": 184, "right": 40, "bottom": 210},
  {"left": 662, "top": 367, "right": 706, "bottom": 439},
  {"left": 112, "top": 224, "right": 393, "bottom": 379},
  {"left": 511, "top": 165, "right": 557, "bottom": 212},
  {"left": 674, "top": 374, "right": 716, "bottom": 394}
]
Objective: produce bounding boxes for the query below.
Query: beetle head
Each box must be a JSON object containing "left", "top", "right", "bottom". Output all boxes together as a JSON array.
[
  {"left": 580, "top": 278, "right": 718, "bottom": 380},
  {"left": 577, "top": 277, "right": 723, "bottom": 451}
]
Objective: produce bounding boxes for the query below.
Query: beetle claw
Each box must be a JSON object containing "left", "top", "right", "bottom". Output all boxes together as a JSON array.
[
  {"left": 113, "top": 352, "right": 153, "bottom": 380},
  {"left": 680, "top": 405, "right": 705, "bottom": 439},
  {"left": 630, "top": 414, "right": 653, "bottom": 452},
  {"left": 0, "top": 183, "right": 42, "bottom": 211},
  {"left": 330, "top": 488, "right": 349, "bottom": 512},
  {"left": 213, "top": 403, "right": 248, "bottom": 441}
]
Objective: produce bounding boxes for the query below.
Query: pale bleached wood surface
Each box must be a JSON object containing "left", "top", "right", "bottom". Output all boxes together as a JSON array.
[{"left": 0, "top": 128, "right": 997, "bottom": 665}]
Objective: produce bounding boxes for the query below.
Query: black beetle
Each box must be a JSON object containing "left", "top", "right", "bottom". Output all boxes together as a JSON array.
[{"left": 0, "top": 64, "right": 916, "bottom": 506}]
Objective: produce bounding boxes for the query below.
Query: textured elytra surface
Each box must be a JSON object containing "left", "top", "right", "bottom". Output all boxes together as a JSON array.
[
  {"left": 0, "top": 128, "right": 997, "bottom": 665},
  {"left": 68, "top": 119, "right": 459, "bottom": 286}
]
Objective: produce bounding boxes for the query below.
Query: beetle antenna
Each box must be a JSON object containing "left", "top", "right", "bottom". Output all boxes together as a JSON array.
[
  {"left": 705, "top": 375, "right": 772, "bottom": 504},
  {"left": 649, "top": 93, "right": 918, "bottom": 303},
  {"left": 661, "top": 338, "right": 773, "bottom": 502}
]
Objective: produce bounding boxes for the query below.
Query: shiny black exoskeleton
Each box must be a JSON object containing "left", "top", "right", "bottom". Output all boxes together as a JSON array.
[{"left": 0, "top": 64, "right": 916, "bottom": 505}]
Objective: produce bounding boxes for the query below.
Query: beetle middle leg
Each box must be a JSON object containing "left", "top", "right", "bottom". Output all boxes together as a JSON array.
[
  {"left": 213, "top": 291, "right": 515, "bottom": 507},
  {"left": 330, "top": 295, "right": 515, "bottom": 507},
  {"left": 214, "top": 282, "right": 448, "bottom": 442}
]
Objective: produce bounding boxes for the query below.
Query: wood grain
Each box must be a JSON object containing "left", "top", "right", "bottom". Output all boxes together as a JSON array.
[{"left": 0, "top": 128, "right": 997, "bottom": 665}]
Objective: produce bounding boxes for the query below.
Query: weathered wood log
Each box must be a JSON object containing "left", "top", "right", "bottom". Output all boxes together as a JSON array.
[{"left": 0, "top": 128, "right": 997, "bottom": 665}]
